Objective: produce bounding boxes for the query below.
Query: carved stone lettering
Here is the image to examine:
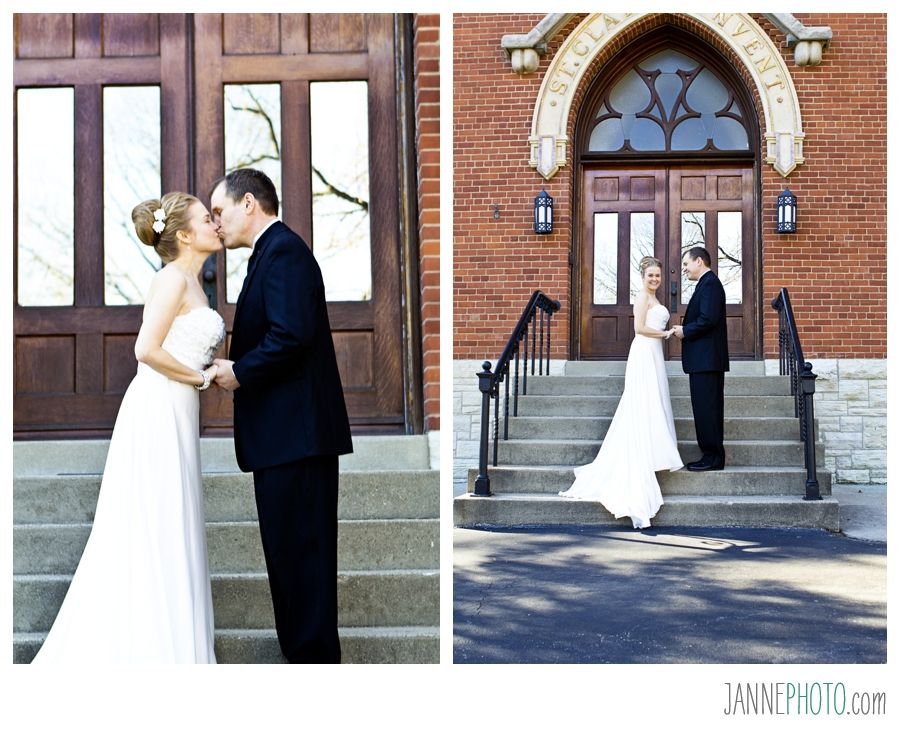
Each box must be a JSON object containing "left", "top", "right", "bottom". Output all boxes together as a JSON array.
[
  {"left": 558, "top": 61, "right": 577, "bottom": 79},
  {"left": 573, "top": 40, "right": 591, "bottom": 56},
  {"left": 601, "top": 14, "right": 623, "bottom": 31},
  {"left": 743, "top": 38, "right": 763, "bottom": 55},
  {"left": 582, "top": 24, "right": 605, "bottom": 43},
  {"left": 549, "top": 77, "right": 568, "bottom": 95},
  {"left": 755, "top": 53, "right": 777, "bottom": 75},
  {"left": 713, "top": 13, "right": 734, "bottom": 27}
]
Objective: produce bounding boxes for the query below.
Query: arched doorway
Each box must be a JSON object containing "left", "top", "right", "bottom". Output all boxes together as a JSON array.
[{"left": 573, "top": 28, "right": 761, "bottom": 360}]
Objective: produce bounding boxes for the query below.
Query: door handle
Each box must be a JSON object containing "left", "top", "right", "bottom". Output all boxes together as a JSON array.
[
  {"left": 202, "top": 258, "right": 217, "bottom": 309},
  {"left": 670, "top": 280, "right": 677, "bottom": 312}
]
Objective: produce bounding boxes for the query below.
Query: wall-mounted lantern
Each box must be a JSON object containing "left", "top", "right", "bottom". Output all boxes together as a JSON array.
[
  {"left": 534, "top": 189, "right": 553, "bottom": 234},
  {"left": 777, "top": 188, "right": 797, "bottom": 234}
]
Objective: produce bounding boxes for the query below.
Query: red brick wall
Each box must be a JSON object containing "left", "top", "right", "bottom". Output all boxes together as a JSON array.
[
  {"left": 759, "top": 13, "right": 886, "bottom": 359},
  {"left": 453, "top": 13, "right": 887, "bottom": 360},
  {"left": 454, "top": 14, "right": 572, "bottom": 359},
  {"left": 414, "top": 14, "right": 440, "bottom": 429}
]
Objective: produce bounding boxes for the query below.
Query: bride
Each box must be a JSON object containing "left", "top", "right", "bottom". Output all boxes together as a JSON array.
[
  {"left": 32, "top": 192, "right": 225, "bottom": 663},
  {"left": 559, "top": 255, "right": 683, "bottom": 528}
]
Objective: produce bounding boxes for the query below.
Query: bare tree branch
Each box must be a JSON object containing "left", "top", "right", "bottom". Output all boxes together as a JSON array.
[
  {"left": 312, "top": 165, "right": 368, "bottom": 212},
  {"left": 228, "top": 99, "right": 281, "bottom": 158}
]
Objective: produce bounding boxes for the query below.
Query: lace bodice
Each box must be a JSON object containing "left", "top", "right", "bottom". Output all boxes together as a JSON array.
[{"left": 161, "top": 307, "right": 226, "bottom": 371}]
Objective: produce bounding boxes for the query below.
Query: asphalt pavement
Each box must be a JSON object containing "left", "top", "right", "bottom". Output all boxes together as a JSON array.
[{"left": 453, "top": 484, "right": 887, "bottom": 663}]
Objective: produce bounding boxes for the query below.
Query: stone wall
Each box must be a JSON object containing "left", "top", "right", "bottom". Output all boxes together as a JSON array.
[{"left": 766, "top": 358, "right": 887, "bottom": 484}]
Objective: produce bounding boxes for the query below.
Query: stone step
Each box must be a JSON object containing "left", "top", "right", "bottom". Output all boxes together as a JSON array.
[
  {"left": 453, "top": 493, "right": 840, "bottom": 531},
  {"left": 13, "top": 470, "right": 439, "bottom": 525},
  {"left": 496, "top": 439, "right": 825, "bottom": 467},
  {"left": 523, "top": 375, "right": 790, "bottom": 396},
  {"left": 468, "top": 465, "right": 832, "bottom": 496},
  {"left": 13, "top": 626, "right": 440, "bottom": 664},
  {"left": 504, "top": 416, "right": 805, "bottom": 442},
  {"left": 13, "top": 435, "right": 432, "bottom": 477},
  {"left": 14, "top": 569, "right": 439, "bottom": 633},
  {"left": 564, "top": 360, "right": 766, "bottom": 376},
  {"left": 14, "top": 518, "right": 439, "bottom": 575},
  {"left": 515, "top": 395, "right": 795, "bottom": 417}
]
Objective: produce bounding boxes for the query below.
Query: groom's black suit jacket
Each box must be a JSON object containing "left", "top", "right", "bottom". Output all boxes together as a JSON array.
[
  {"left": 680, "top": 269, "right": 730, "bottom": 373},
  {"left": 230, "top": 220, "right": 353, "bottom": 473}
]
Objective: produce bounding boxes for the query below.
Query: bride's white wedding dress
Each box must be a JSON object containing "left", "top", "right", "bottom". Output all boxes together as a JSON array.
[
  {"left": 32, "top": 307, "right": 226, "bottom": 664},
  {"left": 559, "top": 303, "right": 683, "bottom": 528}
]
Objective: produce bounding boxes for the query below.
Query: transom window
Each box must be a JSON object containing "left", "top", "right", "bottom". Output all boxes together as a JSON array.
[{"left": 585, "top": 49, "right": 750, "bottom": 154}]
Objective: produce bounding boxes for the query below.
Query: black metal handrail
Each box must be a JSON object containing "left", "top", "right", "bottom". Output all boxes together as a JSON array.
[
  {"left": 771, "top": 288, "right": 821, "bottom": 500},
  {"left": 473, "top": 291, "right": 561, "bottom": 496}
]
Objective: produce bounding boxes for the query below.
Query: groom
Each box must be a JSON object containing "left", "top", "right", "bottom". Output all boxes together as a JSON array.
[
  {"left": 673, "top": 246, "right": 729, "bottom": 471},
  {"left": 210, "top": 168, "right": 353, "bottom": 663}
]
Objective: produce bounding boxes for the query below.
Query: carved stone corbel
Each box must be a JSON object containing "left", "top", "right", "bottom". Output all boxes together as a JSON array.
[
  {"left": 763, "top": 13, "right": 831, "bottom": 66},
  {"left": 501, "top": 13, "right": 576, "bottom": 76}
]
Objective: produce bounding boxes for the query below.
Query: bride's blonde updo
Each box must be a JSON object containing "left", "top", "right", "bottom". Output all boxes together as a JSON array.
[
  {"left": 638, "top": 255, "right": 662, "bottom": 278},
  {"left": 132, "top": 191, "right": 199, "bottom": 264}
]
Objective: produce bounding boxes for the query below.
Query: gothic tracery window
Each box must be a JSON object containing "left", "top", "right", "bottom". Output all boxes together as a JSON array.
[{"left": 586, "top": 49, "right": 750, "bottom": 154}]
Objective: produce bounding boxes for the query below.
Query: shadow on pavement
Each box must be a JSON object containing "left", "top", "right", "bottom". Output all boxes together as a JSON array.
[{"left": 453, "top": 525, "right": 886, "bottom": 664}]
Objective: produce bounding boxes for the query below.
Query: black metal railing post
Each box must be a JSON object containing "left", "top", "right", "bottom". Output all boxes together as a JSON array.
[
  {"left": 473, "top": 361, "right": 494, "bottom": 496},
  {"left": 492, "top": 379, "right": 500, "bottom": 466},
  {"left": 538, "top": 309, "right": 545, "bottom": 375},
  {"left": 522, "top": 323, "right": 529, "bottom": 394},
  {"left": 531, "top": 311, "right": 537, "bottom": 375},
  {"left": 503, "top": 363, "right": 511, "bottom": 441},
  {"left": 800, "top": 363, "right": 821, "bottom": 500},
  {"left": 513, "top": 346, "right": 520, "bottom": 416},
  {"left": 771, "top": 288, "right": 821, "bottom": 501},
  {"left": 546, "top": 307, "right": 552, "bottom": 367}
]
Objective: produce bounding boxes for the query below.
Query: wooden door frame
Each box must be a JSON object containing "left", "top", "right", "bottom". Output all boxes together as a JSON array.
[
  {"left": 395, "top": 14, "right": 424, "bottom": 434},
  {"left": 12, "top": 13, "right": 423, "bottom": 438},
  {"left": 571, "top": 161, "right": 763, "bottom": 360}
]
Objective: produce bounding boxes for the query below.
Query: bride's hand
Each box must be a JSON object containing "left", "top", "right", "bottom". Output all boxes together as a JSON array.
[{"left": 203, "top": 363, "right": 219, "bottom": 383}]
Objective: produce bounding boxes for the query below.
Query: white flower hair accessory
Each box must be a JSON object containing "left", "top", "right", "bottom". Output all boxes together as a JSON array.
[{"left": 152, "top": 207, "right": 167, "bottom": 234}]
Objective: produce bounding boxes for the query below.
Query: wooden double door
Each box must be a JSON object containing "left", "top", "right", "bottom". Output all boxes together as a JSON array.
[
  {"left": 578, "top": 164, "right": 758, "bottom": 360},
  {"left": 13, "top": 13, "right": 410, "bottom": 438}
]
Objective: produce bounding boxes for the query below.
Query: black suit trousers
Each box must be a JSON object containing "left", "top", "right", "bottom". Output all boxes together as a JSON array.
[
  {"left": 253, "top": 455, "right": 340, "bottom": 664},
  {"left": 689, "top": 371, "right": 726, "bottom": 466}
]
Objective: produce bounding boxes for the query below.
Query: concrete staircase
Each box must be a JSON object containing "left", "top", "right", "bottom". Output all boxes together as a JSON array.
[
  {"left": 455, "top": 361, "right": 839, "bottom": 530},
  {"left": 14, "top": 436, "right": 439, "bottom": 664}
]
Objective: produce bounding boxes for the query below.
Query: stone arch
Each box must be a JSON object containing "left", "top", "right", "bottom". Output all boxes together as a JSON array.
[{"left": 530, "top": 13, "right": 803, "bottom": 179}]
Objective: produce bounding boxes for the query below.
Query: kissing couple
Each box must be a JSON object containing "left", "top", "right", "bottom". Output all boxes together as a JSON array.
[{"left": 33, "top": 168, "right": 352, "bottom": 664}]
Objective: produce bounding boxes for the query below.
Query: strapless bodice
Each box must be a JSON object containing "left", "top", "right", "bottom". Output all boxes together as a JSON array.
[
  {"left": 645, "top": 303, "right": 670, "bottom": 332},
  {"left": 161, "top": 307, "right": 226, "bottom": 371}
]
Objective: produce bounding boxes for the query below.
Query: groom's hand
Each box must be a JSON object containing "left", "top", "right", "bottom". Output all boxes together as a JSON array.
[
  {"left": 673, "top": 325, "right": 684, "bottom": 340},
  {"left": 212, "top": 358, "right": 241, "bottom": 391}
]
